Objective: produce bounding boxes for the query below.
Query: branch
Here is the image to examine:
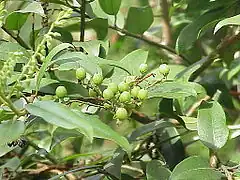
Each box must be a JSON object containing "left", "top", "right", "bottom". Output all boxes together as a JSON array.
[
  {"left": 109, "top": 25, "right": 191, "bottom": 64},
  {"left": 2, "top": 26, "right": 30, "bottom": 49},
  {"left": 190, "top": 32, "right": 240, "bottom": 81},
  {"left": 49, "top": 165, "right": 102, "bottom": 180},
  {"left": 159, "top": 0, "right": 172, "bottom": 46},
  {"left": 80, "top": 0, "right": 86, "bottom": 44}
]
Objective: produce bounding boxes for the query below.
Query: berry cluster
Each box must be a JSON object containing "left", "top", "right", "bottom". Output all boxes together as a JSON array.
[{"left": 55, "top": 63, "right": 170, "bottom": 122}]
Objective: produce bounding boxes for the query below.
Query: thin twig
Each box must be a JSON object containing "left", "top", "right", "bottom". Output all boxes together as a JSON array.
[
  {"left": 2, "top": 26, "right": 30, "bottom": 49},
  {"left": 109, "top": 25, "right": 191, "bottom": 64},
  {"left": 48, "top": 165, "right": 102, "bottom": 180},
  {"left": 80, "top": 0, "right": 86, "bottom": 52}
]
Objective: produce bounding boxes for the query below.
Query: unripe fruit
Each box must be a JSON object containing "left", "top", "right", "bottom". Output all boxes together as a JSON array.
[
  {"left": 104, "top": 103, "right": 112, "bottom": 109},
  {"left": 139, "top": 63, "right": 148, "bottom": 74},
  {"left": 119, "top": 91, "right": 131, "bottom": 103},
  {"left": 131, "top": 86, "right": 141, "bottom": 97},
  {"left": 92, "top": 73, "right": 103, "bottom": 85},
  {"left": 137, "top": 89, "right": 148, "bottom": 100},
  {"left": 103, "top": 88, "right": 114, "bottom": 100},
  {"left": 116, "top": 108, "right": 128, "bottom": 120},
  {"left": 159, "top": 64, "right": 170, "bottom": 75},
  {"left": 56, "top": 86, "right": 67, "bottom": 98},
  {"left": 89, "top": 89, "right": 97, "bottom": 97},
  {"left": 118, "top": 82, "right": 129, "bottom": 92},
  {"left": 108, "top": 83, "right": 118, "bottom": 94},
  {"left": 76, "top": 67, "right": 86, "bottom": 80}
]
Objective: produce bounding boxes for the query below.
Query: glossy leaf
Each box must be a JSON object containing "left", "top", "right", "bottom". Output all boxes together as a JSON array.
[
  {"left": 170, "top": 156, "right": 222, "bottom": 180},
  {"left": 0, "top": 120, "right": 25, "bottom": 146},
  {"left": 73, "top": 110, "right": 131, "bottom": 153},
  {"left": 197, "top": 101, "right": 229, "bottom": 150},
  {"left": 26, "top": 101, "right": 94, "bottom": 142},
  {"left": 147, "top": 160, "right": 171, "bottom": 180},
  {"left": 110, "top": 49, "right": 148, "bottom": 83},
  {"left": 98, "top": 0, "right": 121, "bottom": 15},
  {"left": 129, "top": 120, "right": 173, "bottom": 141},
  {"left": 18, "top": 1, "right": 45, "bottom": 17},
  {"left": 4, "top": 12, "right": 28, "bottom": 30},
  {"left": 148, "top": 82, "right": 197, "bottom": 99},
  {"left": 125, "top": 6, "right": 153, "bottom": 34},
  {"left": 214, "top": 14, "right": 240, "bottom": 34}
]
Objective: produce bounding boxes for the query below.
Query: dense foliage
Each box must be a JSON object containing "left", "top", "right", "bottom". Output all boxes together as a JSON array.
[{"left": 0, "top": 0, "right": 240, "bottom": 179}]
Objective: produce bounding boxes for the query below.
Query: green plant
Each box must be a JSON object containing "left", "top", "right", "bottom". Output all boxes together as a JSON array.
[{"left": 1, "top": 0, "right": 240, "bottom": 179}]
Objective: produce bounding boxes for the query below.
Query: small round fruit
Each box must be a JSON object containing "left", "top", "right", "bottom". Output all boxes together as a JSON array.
[
  {"left": 104, "top": 103, "right": 112, "bottom": 109},
  {"left": 92, "top": 73, "right": 103, "bottom": 85},
  {"left": 137, "top": 89, "right": 148, "bottom": 100},
  {"left": 103, "top": 88, "right": 114, "bottom": 100},
  {"left": 108, "top": 83, "right": 118, "bottom": 94},
  {"left": 139, "top": 63, "right": 148, "bottom": 74},
  {"left": 56, "top": 86, "right": 67, "bottom": 98},
  {"left": 116, "top": 108, "right": 128, "bottom": 120},
  {"left": 118, "top": 82, "right": 129, "bottom": 92},
  {"left": 131, "top": 86, "right": 141, "bottom": 97},
  {"left": 159, "top": 64, "right": 170, "bottom": 75},
  {"left": 89, "top": 89, "right": 97, "bottom": 97},
  {"left": 119, "top": 91, "right": 131, "bottom": 103},
  {"left": 76, "top": 67, "right": 86, "bottom": 80}
]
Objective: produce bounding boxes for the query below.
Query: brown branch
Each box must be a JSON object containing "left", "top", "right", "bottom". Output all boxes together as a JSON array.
[
  {"left": 108, "top": 25, "right": 191, "bottom": 64},
  {"left": 80, "top": 0, "right": 86, "bottom": 44},
  {"left": 1, "top": 26, "right": 30, "bottom": 49},
  {"left": 160, "top": 0, "right": 172, "bottom": 46}
]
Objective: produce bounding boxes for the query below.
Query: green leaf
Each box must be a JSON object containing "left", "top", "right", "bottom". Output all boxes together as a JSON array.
[
  {"left": 56, "top": 52, "right": 130, "bottom": 75},
  {"left": 0, "top": 120, "right": 25, "bottom": 146},
  {"left": 197, "top": 101, "right": 229, "bottom": 150},
  {"left": 26, "top": 101, "right": 94, "bottom": 142},
  {"left": 146, "top": 160, "right": 171, "bottom": 180},
  {"left": 125, "top": 6, "right": 153, "bottom": 34},
  {"left": 36, "top": 43, "right": 73, "bottom": 93},
  {"left": 18, "top": 1, "right": 45, "bottom": 17},
  {"left": 4, "top": 12, "right": 28, "bottom": 30},
  {"left": 170, "top": 156, "right": 222, "bottom": 180},
  {"left": 129, "top": 120, "right": 173, "bottom": 141},
  {"left": 110, "top": 49, "right": 148, "bottom": 83},
  {"left": 104, "top": 149, "right": 125, "bottom": 179},
  {"left": 214, "top": 14, "right": 240, "bottom": 34},
  {"left": 86, "top": 18, "right": 108, "bottom": 40},
  {"left": 175, "top": 57, "right": 208, "bottom": 82},
  {"left": 227, "top": 58, "right": 240, "bottom": 80},
  {"left": 98, "top": 0, "right": 121, "bottom": 15},
  {"left": 73, "top": 110, "right": 131, "bottom": 153},
  {"left": 148, "top": 82, "right": 197, "bottom": 99},
  {"left": 176, "top": 8, "right": 225, "bottom": 54}
]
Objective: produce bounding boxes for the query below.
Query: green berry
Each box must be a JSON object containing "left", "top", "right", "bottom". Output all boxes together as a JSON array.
[
  {"left": 56, "top": 86, "right": 67, "bottom": 98},
  {"left": 118, "top": 82, "right": 129, "bottom": 92},
  {"left": 137, "top": 89, "right": 148, "bottom": 100},
  {"left": 159, "top": 64, "right": 170, "bottom": 75},
  {"left": 76, "top": 67, "right": 86, "bottom": 80},
  {"left": 119, "top": 91, "right": 131, "bottom": 103},
  {"left": 139, "top": 63, "right": 148, "bottom": 74},
  {"left": 131, "top": 86, "right": 141, "bottom": 97},
  {"left": 89, "top": 89, "right": 97, "bottom": 97},
  {"left": 103, "top": 88, "right": 114, "bottom": 100},
  {"left": 92, "top": 73, "right": 103, "bottom": 85},
  {"left": 108, "top": 83, "right": 118, "bottom": 94},
  {"left": 104, "top": 103, "right": 112, "bottom": 109},
  {"left": 116, "top": 107, "right": 128, "bottom": 120}
]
